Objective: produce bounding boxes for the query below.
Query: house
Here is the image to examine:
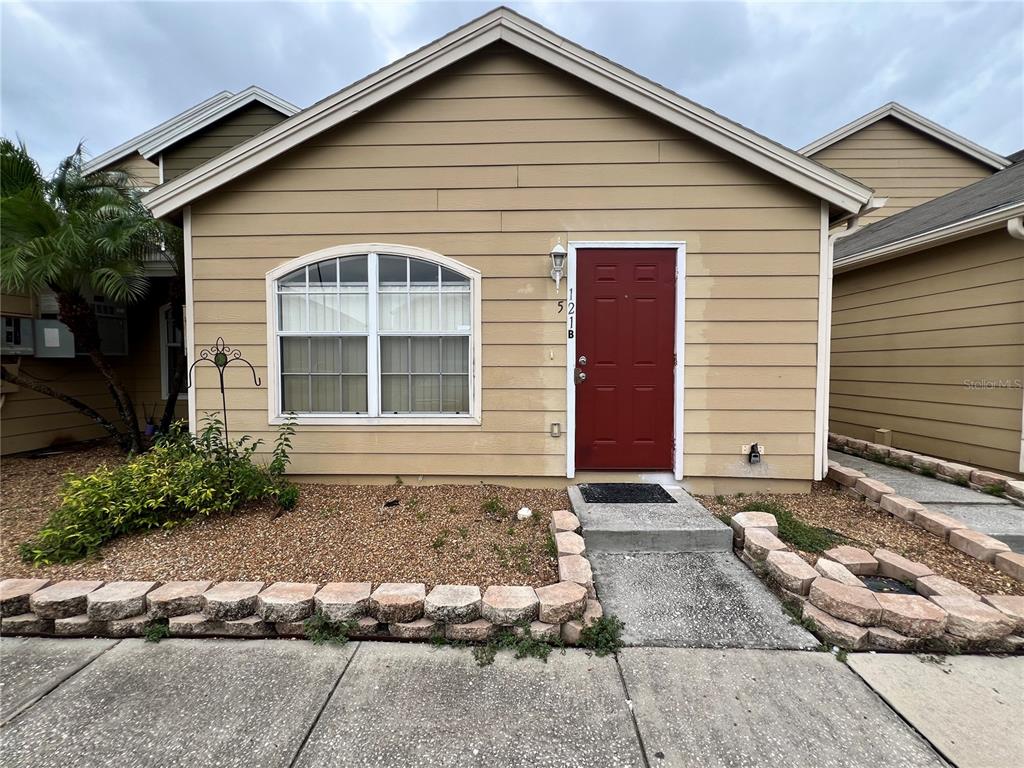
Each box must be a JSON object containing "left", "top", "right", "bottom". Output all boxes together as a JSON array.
[
  {"left": 803, "top": 104, "right": 1022, "bottom": 475},
  {"left": 141, "top": 7, "right": 875, "bottom": 493},
  {"left": 801, "top": 102, "right": 1010, "bottom": 226},
  {"left": 0, "top": 87, "right": 297, "bottom": 455}
]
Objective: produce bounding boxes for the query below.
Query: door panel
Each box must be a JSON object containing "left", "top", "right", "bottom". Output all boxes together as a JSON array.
[{"left": 575, "top": 247, "right": 676, "bottom": 470}]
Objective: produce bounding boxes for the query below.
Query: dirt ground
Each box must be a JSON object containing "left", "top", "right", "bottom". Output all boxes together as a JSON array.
[
  {"left": 699, "top": 482, "right": 1024, "bottom": 597},
  {"left": 1, "top": 441, "right": 563, "bottom": 589}
]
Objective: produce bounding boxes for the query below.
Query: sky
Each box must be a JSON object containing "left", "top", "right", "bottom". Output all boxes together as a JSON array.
[{"left": 2, "top": 0, "right": 1021, "bottom": 175}]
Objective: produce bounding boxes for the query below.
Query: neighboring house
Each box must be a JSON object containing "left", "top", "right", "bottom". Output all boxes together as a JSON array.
[
  {"left": 142, "top": 8, "right": 876, "bottom": 493},
  {"left": 805, "top": 105, "right": 1022, "bottom": 475},
  {"left": 802, "top": 102, "right": 1009, "bottom": 226},
  {"left": 0, "top": 87, "right": 298, "bottom": 455}
]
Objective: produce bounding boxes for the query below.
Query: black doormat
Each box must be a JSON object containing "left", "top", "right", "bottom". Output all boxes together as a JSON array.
[{"left": 579, "top": 483, "right": 676, "bottom": 504}]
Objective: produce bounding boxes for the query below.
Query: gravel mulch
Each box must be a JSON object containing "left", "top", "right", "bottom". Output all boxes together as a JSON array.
[
  {"left": 1, "top": 442, "right": 563, "bottom": 590},
  {"left": 699, "top": 482, "right": 1024, "bottom": 597}
]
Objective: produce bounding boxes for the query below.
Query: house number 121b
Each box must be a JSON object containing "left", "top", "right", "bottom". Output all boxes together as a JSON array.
[{"left": 560, "top": 289, "right": 576, "bottom": 339}]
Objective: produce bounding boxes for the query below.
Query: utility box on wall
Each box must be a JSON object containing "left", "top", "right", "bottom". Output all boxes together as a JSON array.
[{"left": 33, "top": 319, "right": 75, "bottom": 358}]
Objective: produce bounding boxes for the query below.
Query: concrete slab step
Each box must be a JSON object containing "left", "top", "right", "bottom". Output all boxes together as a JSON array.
[{"left": 569, "top": 484, "right": 732, "bottom": 553}]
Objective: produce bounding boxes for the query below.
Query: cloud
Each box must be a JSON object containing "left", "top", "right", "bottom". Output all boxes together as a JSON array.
[{"left": 2, "top": 0, "right": 1020, "bottom": 175}]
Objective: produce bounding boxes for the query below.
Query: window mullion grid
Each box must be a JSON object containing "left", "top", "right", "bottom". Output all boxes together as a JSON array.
[{"left": 367, "top": 253, "right": 381, "bottom": 417}]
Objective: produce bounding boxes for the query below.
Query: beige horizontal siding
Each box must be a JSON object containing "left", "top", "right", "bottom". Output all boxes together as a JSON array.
[
  {"left": 99, "top": 152, "right": 160, "bottom": 187},
  {"left": 811, "top": 117, "right": 993, "bottom": 224},
  {"left": 829, "top": 230, "right": 1024, "bottom": 474},
  {"left": 0, "top": 289, "right": 186, "bottom": 455},
  {"left": 188, "top": 42, "right": 823, "bottom": 482},
  {"left": 162, "top": 103, "right": 287, "bottom": 182}
]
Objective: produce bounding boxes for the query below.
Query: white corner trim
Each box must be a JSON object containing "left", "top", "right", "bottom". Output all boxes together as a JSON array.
[
  {"left": 835, "top": 201, "right": 1024, "bottom": 273},
  {"left": 158, "top": 153, "right": 164, "bottom": 185},
  {"left": 800, "top": 102, "right": 1010, "bottom": 170},
  {"left": 565, "top": 241, "right": 686, "bottom": 480},
  {"left": 813, "top": 201, "right": 831, "bottom": 481},
  {"left": 139, "top": 86, "right": 299, "bottom": 160},
  {"left": 264, "top": 243, "right": 482, "bottom": 426},
  {"left": 183, "top": 206, "right": 197, "bottom": 434},
  {"left": 142, "top": 8, "right": 872, "bottom": 219},
  {"left": 82, "top": 91, "right": 233, "bottom": 175}
]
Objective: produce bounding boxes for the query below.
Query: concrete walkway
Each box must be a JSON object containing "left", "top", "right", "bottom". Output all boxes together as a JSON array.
[
  {"left": 830, "top": 450, "right": 1024, "bottom": 552},
  {"left": 848, "top": 653, "right": 1024, "bottom": 768},
  {"left": 0, "top": 637, "right": 969, "bottom": 767},
  {"left": 572, "top": 483, "right": 816, "bottom": 649}
]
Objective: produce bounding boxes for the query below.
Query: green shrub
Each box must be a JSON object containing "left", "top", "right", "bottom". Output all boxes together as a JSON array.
[
  {"left": 740, "top": 500, "right": 841, "bottom": 554},
  {"left": 274, "top": 482, "right": 300, "bottom": 511},
  {"left": 19, "top": 417, "right": 296, "bottom": 565}
]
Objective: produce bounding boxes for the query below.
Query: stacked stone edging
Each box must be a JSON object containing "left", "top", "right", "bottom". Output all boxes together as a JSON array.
[
  {"left": 0, "top": 513, "right": 605, "bottom": 647},
  {"left": 827, "top": 432, "right": 1024, "bottom": 505},
  {"left": 824, "top": 451, "right": 1024, "bottom": 583},
  {"left": 727, "top": 512, "right": 1024, "bottom": 653}
]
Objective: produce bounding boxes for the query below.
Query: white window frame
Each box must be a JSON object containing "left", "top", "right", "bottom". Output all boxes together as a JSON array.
[
  {"left": 159, "top": 302, "right": 187, "bottom": 401},
  {"left": 266, "top": 243, "right": 482, "bottom": 426}
]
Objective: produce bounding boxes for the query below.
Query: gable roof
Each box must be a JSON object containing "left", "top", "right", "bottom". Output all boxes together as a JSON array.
[
  {"left": 82, "top": 90, "right": 233, "bottom": 174},
  {"left": 801, "top": 102, "right": 1009, "bottom": 171},
  {"left": 137, "top": 86, "right": 298, "bottom": 160},
  {"left": 82, "top": 87, "right": 297, "bottom": 175},
  {"left": 143, "top": 7, "right": 873, "bottom": 219},
  {"left": 834, "top": 160, "right": 1024, "bottom": 272}
]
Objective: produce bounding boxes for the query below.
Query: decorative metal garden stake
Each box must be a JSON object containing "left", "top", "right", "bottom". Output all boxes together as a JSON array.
[{"left": 187, "top": 337, "right": 261, "bottom": 442}]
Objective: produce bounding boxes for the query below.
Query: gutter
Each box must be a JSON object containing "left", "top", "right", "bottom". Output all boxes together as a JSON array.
[
  {"left": 816, "top": 198, "right": 875, "bottom": 479},
  {"left": 1008, "top": 216, "right": 1024, "bottom": 240},
  {"left": 835, "top": 201, "right": 1024, "bottom": 274}
]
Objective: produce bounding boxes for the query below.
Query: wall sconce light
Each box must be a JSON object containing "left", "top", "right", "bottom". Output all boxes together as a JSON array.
[{"left": 550, "top": 240, "right": 567, "bottom": 293}]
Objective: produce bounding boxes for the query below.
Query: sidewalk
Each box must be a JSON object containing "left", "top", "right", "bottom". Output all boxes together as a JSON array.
[
  {"left": 830, "top": 450, "right": 1024, "bottom": 552},
  {"left": 0, "top": 636, "right": 977, "bottom": 767}
]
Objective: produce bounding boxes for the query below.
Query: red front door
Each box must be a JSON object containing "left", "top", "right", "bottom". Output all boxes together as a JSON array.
[{"left": 574, "top": 248, "right": 676, "bottom": 470}]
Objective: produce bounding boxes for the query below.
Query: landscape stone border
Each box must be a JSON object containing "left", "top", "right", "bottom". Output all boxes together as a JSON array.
[
  {"left": 824, "top": 441, "right": 1024, "bottom": 582},
  {"left": 728, "top": 511, "right": 1024, "bottom": 653},
  {"left": 0, "top": 512, "right": 605, "bottom": 647},
  {"left": 827, "top": 432, "right": 1024, "bottom": 506}
]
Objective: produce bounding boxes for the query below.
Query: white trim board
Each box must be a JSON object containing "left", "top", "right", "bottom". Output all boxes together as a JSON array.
[
  {"left": 800, "top": 101, "right": 1009, "bottom": 171},
  {"left": 813, "top": 201, "right": 831, "bottom": 481},
  {"left": 565, "top": 241, "right": 686, "bottom": 481},
  {"left": 82, "top": 91, "right": 233, "bottom": 175},
  {"left": 139, "top": 86, "right": 299, "bottom": 160},
  {"left": 143, "top": 7, "right": 872, "bottom": 219},
  {"left": 183, "top": 206, "right": 197, "bottom": 433}
]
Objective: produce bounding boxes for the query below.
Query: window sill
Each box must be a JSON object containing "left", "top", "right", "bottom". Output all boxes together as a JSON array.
[{"left": 268, "top": 414, "right": 481, "bottom": 427}]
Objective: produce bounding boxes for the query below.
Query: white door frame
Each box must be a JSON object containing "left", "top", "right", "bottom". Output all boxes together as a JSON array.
[{"left": 565, "top": 241, "right": 686, "bottom": 481}]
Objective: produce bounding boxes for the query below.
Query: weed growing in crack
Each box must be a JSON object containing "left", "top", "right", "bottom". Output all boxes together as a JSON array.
[
  {"left": 303, "top": 610, "right": 356, "bottom": 646},
  {"left": 144, "top": 619, "right": 170, "bottom": 643},
  {"left": 579, "top": 615, "right": 625, "bottom": 657}
]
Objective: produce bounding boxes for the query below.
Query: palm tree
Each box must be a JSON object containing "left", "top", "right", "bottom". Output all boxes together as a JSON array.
[{"left": 1, "top": 138, "right": 165, "bottom": 453}]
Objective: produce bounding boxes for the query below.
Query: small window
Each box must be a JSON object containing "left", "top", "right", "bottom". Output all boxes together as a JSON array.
[
  {"left": 160, "top": 303, "right": 187, "bottom": 400},
  {"left": 271, "top": 249, "right": 476, "bottom": 420}
]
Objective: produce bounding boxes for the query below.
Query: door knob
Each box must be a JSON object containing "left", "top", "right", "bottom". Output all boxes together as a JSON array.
[
  {"left": 575, "top": 368, "right": 587, "bottom": 384},
  {"left": 578, "top": 355, "right": 587, "bottom": 366}
]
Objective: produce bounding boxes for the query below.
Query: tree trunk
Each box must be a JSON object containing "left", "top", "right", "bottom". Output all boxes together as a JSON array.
[
  {"left": 0, "top": 366, "right": 131, "bottom": 451},
  {"left": 56, "top": 291, "right": 144, "bottom": 454}
]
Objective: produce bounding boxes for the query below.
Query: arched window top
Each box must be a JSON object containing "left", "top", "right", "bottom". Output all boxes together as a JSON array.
[
  {"left": 266, "top": 244, "right": 480, "bottom": 424},
  {"left": 266, "top": 243, "right": 480, "bottom": 283}
]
